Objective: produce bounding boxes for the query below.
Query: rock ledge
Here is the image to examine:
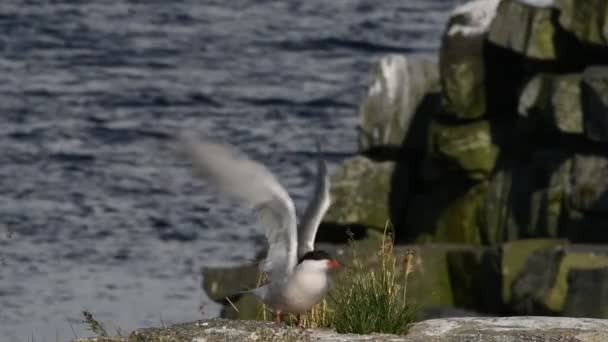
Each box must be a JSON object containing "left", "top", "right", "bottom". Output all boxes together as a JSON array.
[{"left": 74, "top": 316, "right": 608, "bottom": 342}]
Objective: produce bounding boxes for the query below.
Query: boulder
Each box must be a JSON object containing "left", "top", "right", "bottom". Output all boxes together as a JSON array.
[
  {"left": 526, "top": 150, "right": 571, "bottom": 238},
  {"left": 406, "top": 180, "right": 486, "bottom": 245},
  {"left": 564, "top": 266, "right": 608, "bottom": 318},
  {"left": 440, "top": 0, "right": 499, "bottom": 119},
  {"left": 358, "top": 55, "right": 440, "bottom": 153},
  {"left": 499, "top": 239, "right": 567, "bottom": 306},
  {"left": 323, "top": 156, "right": 406, "bottom": 233},
  {"left": 479, "top": 151, "right": 571, "bottom": 244},
  {"left": 518, "top": 73, "right": 584, "bottom": 136},
  {"left": 400, "top": 244, "right": 485, "bottom": 308},
  {"left": 510, "top": 244, "right": 608, "bottom": 315},
  {"left": 446, "top": 247, "right": 502, "bottom": 313},
  {"left": 488, "top": 0, "right": 559, "bottom": 60},
  {"left": 558, "top": 153, "right": 608, "bottom": 243},
  {"left": 429, "top": 120, "right": 498, "bottom": 181},
  {"left": 567, "top": 154, "right": 608, "bottom": 213},
  {"left": 558, "top": 0, "right": 608, "bottom": 47},
  {"left": 582, "top": 66, "right": 608, "bottom": 142},
  {"left": 478, "top": 165, "right": 529, "bottom": 244}
]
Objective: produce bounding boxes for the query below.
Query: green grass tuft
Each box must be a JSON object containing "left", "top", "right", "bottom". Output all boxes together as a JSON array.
[
  {"left": 330, "top": 224, "right": 417, "bottom": 335},
  {"left": 82, "top": 310, "right": 109, "bottom": 337}
]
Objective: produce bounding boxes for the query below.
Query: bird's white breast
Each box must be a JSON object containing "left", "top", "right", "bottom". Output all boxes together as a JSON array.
[{"left": 275, "top": 267, "right": 329, "bottom": 313}]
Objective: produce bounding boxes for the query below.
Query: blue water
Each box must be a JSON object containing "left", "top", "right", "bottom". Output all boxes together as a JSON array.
[{"left": 1, "top": 1, "right": 461, "bottom": 340}]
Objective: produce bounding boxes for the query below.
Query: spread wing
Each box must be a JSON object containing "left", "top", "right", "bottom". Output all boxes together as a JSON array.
[
  {"left": 179, "top": 132, "right": 298, "bottom": 283},
  {"left": 297, "top": 142, "right": 331, "bottom": 258}
]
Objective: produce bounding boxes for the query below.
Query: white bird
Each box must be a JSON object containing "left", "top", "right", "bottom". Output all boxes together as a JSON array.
[{"left": 180, "top": 132, "right": 340, "bottom": 324}]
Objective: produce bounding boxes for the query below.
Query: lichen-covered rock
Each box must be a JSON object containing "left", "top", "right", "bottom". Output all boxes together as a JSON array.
[
  {"left": 445, "top": 247, "right": 502, "bottom": 313},
  {"left": 558, "top": 0, "right": 608, "bottom": 47},
  {"left": 526, "top": 150, "right": 571, "bottom": 238},
  {"left": 582, "top": 66, "right": 608, "bottom": 142},
  {"left": 74, "top": 317, "right": 608, "bottom": 342},
  {"left": 429, "top": 120, "right": 498, "bottom": 180},
  {"left": 479, "top": 151, "right": 571, "bottom": 243},
  {"left": 564, "top": 267, "right": 608, "bottom": 318},
  {"left": 499, "top": 239, "right": 568, "bottom": 306},
  {"left": 557, "top": 153, "right": 608, "bottom": 243},
  {"left": 488, "top": 0, "right": 559, "bottom": 60},
  {"left": 510, "top": 244, "right": 608, "bottom": 315},
  {"left": 406, "top": 316, "right": 608, "bottom": 342},
  {"left": 478, "top": 165, "right": 529, "bottom": 244},
  {"left": 402, "top": 244, "right": 483, "bottom": 308},
  {"left": 406, "top": 181, "right": 486, "bottom": 245},
  {"left": 358, "top": 54, "right": 440, "bottom": 152},
  {"left": 323, "top": 156, "right": 401, "bottom": 232},
  {"left": 440, "top": 0, "right": 499, "bottom": 119},
  {"left": 518, "top": 73, "right": 583, "bottom": 135},
  {"left": 567, "top": 154, "right": 608, "bottom": 213}
]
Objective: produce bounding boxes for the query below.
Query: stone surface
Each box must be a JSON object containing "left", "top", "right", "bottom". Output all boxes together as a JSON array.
[
  {"left": 582, "top": 66, "right": 608, "bottom": 142},
  {"left": 510, "top": 245, "right": 608, "bottom": 315},
  {"left": 478, "top": 165, "right": 528, "bottom": 244},
  {"left": 406, "top": 181, "right": 486, "bottom": 245},
  {"left": 558, "top": 0, "right": 608, "bottom": 47},
  {"left": 500, "top": 239, "right": 568, "bottom": 306},
  {"left": 488, "top": 0, "right": 559, "bottom": 60},
  {"left": 323, "top": 156, "right": 400, "bottom": 231},
  {"left": 73, "top": 317, "right": 608, "bottom": 342},
  {"left": 429, "top": 120, "right": 498, "bottom": 180},
  {"left": 440, "top": 0, "right": 499, "bottom": 119},
  {"left": 478, "top": 151, "right": 571, "bottom": 244},
  {"left": 401, "top": 244, "right": 487, "bottom": 308},
  {"left": 358, "top": 54, "right": 440, "bottom": 152},
  {"left": 518, "top": 73, "right": 584, "bottom": 135},
  {"left": 567, "top": 154, "right": 608, "bottom": 213},
  {"left": 564, "top": 267, "right": 608, "bottom": 318}
]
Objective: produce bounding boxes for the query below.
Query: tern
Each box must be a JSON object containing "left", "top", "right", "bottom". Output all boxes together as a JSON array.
[{"left": 180, "top": 133, "right": 340, "bottom": 324}]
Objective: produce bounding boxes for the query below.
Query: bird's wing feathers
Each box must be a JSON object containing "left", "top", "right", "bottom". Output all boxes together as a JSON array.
[
  {"left": 180, "top": 132, "right": 298, "bottom": 282},
  {"left": 297, "top": 142, "right": 331, "bottom": 257}
]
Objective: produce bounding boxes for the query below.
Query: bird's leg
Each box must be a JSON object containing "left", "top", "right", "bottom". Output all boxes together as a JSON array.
[
  {"left": 274, "top": 310, "right": 282, "bottom": 324},
  {"left": 297, "top": 314, "right": 304, "bottom": 328}
]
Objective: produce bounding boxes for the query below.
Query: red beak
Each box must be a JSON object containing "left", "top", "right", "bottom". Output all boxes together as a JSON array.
[{"left": 327, "top": 259, "right": 341, "bottom": 269}]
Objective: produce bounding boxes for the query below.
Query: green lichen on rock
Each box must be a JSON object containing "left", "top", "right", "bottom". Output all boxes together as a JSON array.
[
  {"left": 478, "top": 167, "right": 526, "bottom": 244},
  {"left": 406, "top": 181, "right": 486, "bottom": 245},
  {"left": 439, "top": 0, "right": 498, "bottom": 119},
  {"left": 545, "top": 248, "right": 608, "bottom": 313},
  {"left": 558, "top": 0, "right": 608, "bottom": 46},
  {"left": 500, "top": 239, "right": 568, "bottom": 305},
  {"left": 446, "top": 246, "right": 501, "bottom": 312},
  {"left": 510, "top": 244, "right": 608, "bottom": 315},
  {"left": 429, "top": 120, "right": 498, "bottom": 181},
  {"left": 323, "top": 156, "right": 398, "bottom": 232},
  {"left": 434, "top": 182, "right": 486, "bottom": 245},
  {"left": 488, "top": 0, "right": 559, "bottom": 60},
  {"left": 526, "top": 151, "right": 571, "bottom": 239}
]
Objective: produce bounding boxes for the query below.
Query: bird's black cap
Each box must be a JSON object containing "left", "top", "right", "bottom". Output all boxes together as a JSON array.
[{"left": 298, "top": 250, "right": 332, "bottom": 264}]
